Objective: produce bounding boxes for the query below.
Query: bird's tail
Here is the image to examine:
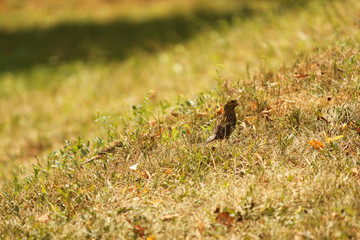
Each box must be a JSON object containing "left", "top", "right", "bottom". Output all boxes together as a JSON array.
[{"left": 205, "top": 136, "right": 215, "bottom": 144}]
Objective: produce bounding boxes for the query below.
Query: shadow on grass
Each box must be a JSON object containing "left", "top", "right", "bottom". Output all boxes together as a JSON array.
[{"left": 0, "top": 0, "right": 310, "bottom": 73}]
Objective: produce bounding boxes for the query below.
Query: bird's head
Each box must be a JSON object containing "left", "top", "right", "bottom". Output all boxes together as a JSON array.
[{"left": 224, "top": 99, "right": 239, "bottom": 112}]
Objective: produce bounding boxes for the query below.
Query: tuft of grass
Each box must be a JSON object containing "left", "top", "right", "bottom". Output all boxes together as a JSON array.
[
  {"left": 1, "top": 0, "right": 358, "bottom": 179},
  {"left": 1, "top": 37, "right": 360, "bottom": 239}
]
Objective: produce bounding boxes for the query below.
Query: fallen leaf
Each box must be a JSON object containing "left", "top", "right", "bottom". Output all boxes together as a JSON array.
[
  {"left": 261, "top": 109, "right": 272, "bottom": 115},
  {"left": 147, "top": 236, "right": 156, "bottom": 240},
  {"left": 245, "top": 116, "right": 256, "bottom": 125},
  {"left": 160, "top": 214, "right": 178, "bottom": 220},
  {"left": 308, "top": 140, "right": 324, "bottom": 149},
  {"left": 294, "top": 74, "right": 309, "bottom": 79},
  {"left": 36, "top": 214, "right": 50, "bottom": 223},
  {"left": 192, "top": 212, "right": 205, "bottom": 234},
  {"left": 326, "top": 135, "right": 343, "bottom": 143},
  {"left": 251, "top": 102, "right": 257, "bottom": 111},
  {"left": 149, "top": 119, "right": 157, "bottom": 126},
  {"left": 150, "top": 199, "right": 163, "bottom": 205},
  {"left": 355, "top": 127, "right": 360, "bottom": 134},
  {"left": 129, "top": 163, "right": 139, "bottom": 170},
  {"left": 217, "top": 108, "right": 224, "bottom": 116},
  {"left": 78, "top": 188, "right": 87, "bottom": 194},
  {"left": 215, "top": 211, "right": 234, "bottom": 227},
  {"left": 351, "top": 168, "right": 359, "bottom": 175},
  {"left": 197, "top": 220, "right": 205, "bottom": 234}
]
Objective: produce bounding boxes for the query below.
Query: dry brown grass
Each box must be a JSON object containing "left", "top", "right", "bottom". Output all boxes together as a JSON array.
[
  {"left": 1, "top": 0, "right": 360, "bottom": 238},
  {"left": 1, "top": 45, "right": 360, "bottom": 239}
]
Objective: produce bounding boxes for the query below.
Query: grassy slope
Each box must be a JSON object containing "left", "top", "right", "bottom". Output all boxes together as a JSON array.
[
  {"left": 0, "top": 0, "right": 356, "bottom": 184},
  {"left": 1, "top": 0, "right": 360, "bottom": 239},
  {"left": 0, "top": 0, "right": 245, "bottom": 184}
]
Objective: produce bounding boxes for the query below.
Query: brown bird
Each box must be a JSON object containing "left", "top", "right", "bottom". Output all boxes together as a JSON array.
[{"left": 206, "top": 99, "right": 239, "bottom": 144}]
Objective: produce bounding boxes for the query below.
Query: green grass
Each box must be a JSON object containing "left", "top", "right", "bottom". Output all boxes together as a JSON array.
[{"left": 1, "top": 0, "right": 360, "bottom": 238}]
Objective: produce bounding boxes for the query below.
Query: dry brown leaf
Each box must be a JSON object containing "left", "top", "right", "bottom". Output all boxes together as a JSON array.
[
  {"left": 197, "top": 220, "right": 205, "bottom": 234},
  {"left": 215, "top": 211, "right": 234, "bottom": 227},
  {"left": 150, "top": 199, "right": 163, "bottom": 205},
  {"left": 245, "top": 116, "right": 256, "bottom": 125},
  {"left": 149, "top": 119, "right": 157, "bottom": 126},
  {"left": 160, "top": 214, "right": 178, "bottom": 220},
  {"left": 251, "top": 102, "right": 258, "bottom": 111},
  {"left": 355, "top": 127, "right": 360, "bottom": 134},
  {"left": 294, "top": 74, "right": 309, "bottom": 79},
  {"left": 79, "top": 188, "right": 87, "bottom": 194},
  {"left": 308, "top": 140, "right": 324, "bottom": 149},
  {"left": 351, "top": 168, "right": 359, "bottom": 175},
  {"left": 261, "top": 109, "right": 272, "bottom": 115},
  {"left": 36, "top": 214, "right": 50, "bottom": 223},
  {"left": 192, "top": 212, "right": 205, "bottom": 234}
]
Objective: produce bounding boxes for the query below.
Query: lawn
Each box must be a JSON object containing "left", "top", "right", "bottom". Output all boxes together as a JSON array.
[{"left": 1, "top": 0, "right": 360, "bottom": 238}]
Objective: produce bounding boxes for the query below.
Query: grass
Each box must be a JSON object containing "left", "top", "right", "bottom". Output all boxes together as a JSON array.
[
  {"left": 1, "top": 0, "right": 360, "bottom": 238},
  {"left": 1, "top": 0, "right": 357, "bottom": 183}
]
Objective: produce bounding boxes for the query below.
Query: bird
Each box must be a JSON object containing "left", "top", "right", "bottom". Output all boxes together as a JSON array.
[
  {"left": 206, "top": 99, "right": 239, "bottom": 144},
  {"left": 82, "top": 139, "right": 123, "bottom": 165}
]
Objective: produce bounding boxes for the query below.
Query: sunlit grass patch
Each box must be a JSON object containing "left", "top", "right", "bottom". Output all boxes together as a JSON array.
[
  {"left": 1, "top": 0, "right": 360, "bottom": 238},
  {"left": 1, "top": 43, "right": 360, "bottom": 238}
]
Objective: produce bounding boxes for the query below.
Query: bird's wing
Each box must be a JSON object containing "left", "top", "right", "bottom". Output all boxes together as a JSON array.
[
  {"left": 205, "top": 135, "right": 215, "bottom": 144},
  {"left": 205, "top": 116, "right": 222, "bottom": 143},
  {"left": 216, "top": 119, "right": 236, "bottom": 138}
]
